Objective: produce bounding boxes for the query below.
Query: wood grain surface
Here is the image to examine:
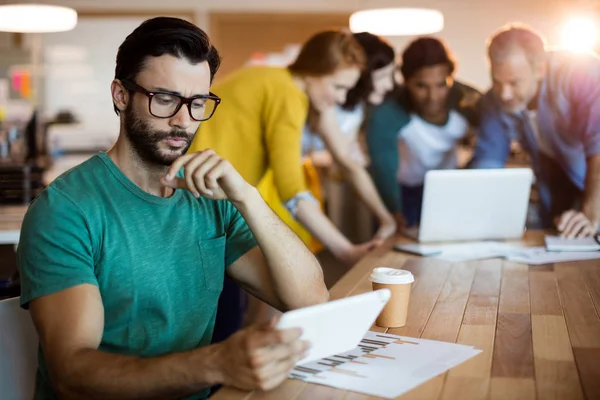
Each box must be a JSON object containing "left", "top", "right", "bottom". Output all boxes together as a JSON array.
[{"left": 212, "top": 231, "right": 599, "bottom": 400}]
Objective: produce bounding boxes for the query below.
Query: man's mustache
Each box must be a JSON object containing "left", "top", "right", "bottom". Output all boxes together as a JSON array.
[{"left": 152, "top": 130, "right": 192, "bottom": 141}]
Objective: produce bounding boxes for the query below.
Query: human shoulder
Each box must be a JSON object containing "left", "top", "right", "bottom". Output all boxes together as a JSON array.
[
  {"left": 450, "top": 80, "right": 482, "bottom": 107},
  {"left": 43, "top": 154, "right": 109, "bottom": 210},
  {"left": 546, "top": 50, "right": 600, "bottom": 94},
  {"left": 369, "top": 94, "right": 410, "bottom": 128},
  {"left": 447, "top": 80, "right": 483, "bottom": 126},
  {"left": 477, "top": 89, "right": 502, "bottom": 115},
  {"left": 547, "top": 49, "right": 600, "bottom": 73}
]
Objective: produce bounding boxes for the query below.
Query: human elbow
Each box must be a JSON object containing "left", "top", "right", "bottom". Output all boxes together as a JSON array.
[
  {"left": 309, "top": 285, "right": 330, "bottom": 305},
  {"left": 49, "top": 349, "right": 95, "bottom": 400},
  {"left": 292, "top": 282, "right": 329, "bottom": 309},
  {"left": 52, "top": 371, "right": 83, "bottom": 400},
  {"left": 54, "top": 379, "right": 80, "bottom": 400}
]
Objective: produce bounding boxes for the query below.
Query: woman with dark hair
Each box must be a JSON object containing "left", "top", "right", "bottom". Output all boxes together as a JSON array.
[{"left": 366, "top": 37, "right": 482, "bottom": 227}]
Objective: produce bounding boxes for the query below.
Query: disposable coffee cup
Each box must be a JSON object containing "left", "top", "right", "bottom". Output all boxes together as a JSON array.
[{"left": 370, "top": 267, "right": 414, "bottom": 328}]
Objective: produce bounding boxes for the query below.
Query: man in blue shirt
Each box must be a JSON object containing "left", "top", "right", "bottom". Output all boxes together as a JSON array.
[{"left": 472, "top": 24, "right": 600, "bottom": 238}]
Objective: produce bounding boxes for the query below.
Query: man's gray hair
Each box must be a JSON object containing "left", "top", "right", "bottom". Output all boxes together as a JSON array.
[{"left": 487, "top": 23, "right": 547, "bottom": 67}]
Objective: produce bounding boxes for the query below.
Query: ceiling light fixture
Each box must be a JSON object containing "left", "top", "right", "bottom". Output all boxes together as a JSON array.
[
  {"left": 0, "top": 3, "right": 77, "bottom": 33},
  {"left": 349, "top": 8, "right": 444, "bottom": 36}
]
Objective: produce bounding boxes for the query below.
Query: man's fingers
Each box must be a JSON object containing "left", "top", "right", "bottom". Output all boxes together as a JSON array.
[
  {"left": 162, "top": 150, "right": 214, "bottom": 192},
  {"left": 247, "top": 327, "right": 303, "bottom": 351},
  {"left": 574, "top": 221, "right": 595, "bottom": 238},
  {"left": 559, "top": 213, "right": 579, "bottom": 237},
  {"left": 160, "top": 176, "right": 187, "bottom": 189},
  {"left": 252, "top": 341, "right": 310, "bottom": 391},
  {"left": 190, "top": 154, "right": 221, "bottom": 196},
  {"left": 254, "top": 356, "right": 301, "bottom": 391},
  {"left": 205, "top": 159, "right": 230, "bottom": 190},
  {"left": 165, "top": 153, "right": 196, "bottom": 180},
  {"left": 255, "top": 368, "right": 291, "bottom": 392},
  {"left": 250, "top": 339, "right": 307, "bottom": 367},
  {"left": 568, "top": 219, "right": 589, "bottom": 239},
  {"left": 268, "top": 314, "right": 281, "bottom": 329},
  {"left": 181, "top": 151, "right": 215, "bottom": 196},
  {"left": 558, "top": 210, "right": 576, "bottom": 231},
  {"left": 562, "top": 214, "right": 585, "bottom": 238},
  {"left": 578, "top": 227, "right": 595, "bottom": 238}
]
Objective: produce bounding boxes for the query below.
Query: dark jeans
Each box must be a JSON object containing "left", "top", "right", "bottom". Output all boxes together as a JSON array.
[
  {"left": 211, "top": 275, "right": 247, "bottom": 343},
  {"left": 536, "top": 153, "right": 583, "bottom": 229},
  {"left": 209, "top": 276, "right": 247, "bottom": 397},
  {"left": 401, "top": 184, "right": 424, "bottom": 227}
]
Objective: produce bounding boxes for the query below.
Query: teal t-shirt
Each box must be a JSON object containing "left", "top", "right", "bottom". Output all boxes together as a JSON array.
[{"left": 17, "top": 152, "right": 258, "bottom": 400}]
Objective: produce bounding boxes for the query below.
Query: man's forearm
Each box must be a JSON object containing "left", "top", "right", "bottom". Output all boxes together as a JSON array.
[
  {"left": 233, "top": 188, "right": 328, "bottom": 308},
  {"left": 53, "top": 344, "right": 220, "bottom": 400},
  {"left": 583, "top": 154, "right": 600, "bottom": 225},
  {"left": 342, "top": 164, "right": 394, "bottom": 223}
]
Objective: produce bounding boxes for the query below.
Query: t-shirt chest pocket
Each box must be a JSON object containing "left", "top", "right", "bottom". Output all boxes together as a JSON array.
[{"left": 198, "top": 235, "right": 227, "bottom": 292}]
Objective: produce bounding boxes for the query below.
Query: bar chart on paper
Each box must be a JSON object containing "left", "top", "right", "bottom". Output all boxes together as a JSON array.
[{"left": 289, "top": 331, "right": 481, "bottom": 399}]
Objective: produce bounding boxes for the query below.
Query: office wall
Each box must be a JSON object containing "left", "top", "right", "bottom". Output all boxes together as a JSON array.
[
  {"left": 42, "top": 14, "right": 192, "bottom": 149},
  {"left": 37, "top": 0, "right": 583, "bottom": 90}
]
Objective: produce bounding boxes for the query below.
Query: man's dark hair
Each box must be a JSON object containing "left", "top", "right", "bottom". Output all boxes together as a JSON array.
[
  {"left": 342, "top": 32, "right": 395, "bottom": 110},
  {"left": 113, "top": 17, "right": 221, "bottom": 115},
  {"left": 399, "top": 37, "right": 455, "bottom": 81}
]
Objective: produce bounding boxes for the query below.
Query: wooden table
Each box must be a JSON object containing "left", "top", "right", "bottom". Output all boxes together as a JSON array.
[
  {"left": 0, "top": 205, "right": 27, "bottom": 245},
  {"left": 213, "top": 231, "right": 600, "bottom": 400}
]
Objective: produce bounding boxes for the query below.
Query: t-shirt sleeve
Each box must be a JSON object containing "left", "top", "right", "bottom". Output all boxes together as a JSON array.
[
  {"left": 221, "top": 201, "right": 258, "bottom": 268},
  {"left": 263, "top": 83, "right": 309, "bottom": 202},
  {"left": 18, "top": 187, "right": 97, "bottom": 309}
]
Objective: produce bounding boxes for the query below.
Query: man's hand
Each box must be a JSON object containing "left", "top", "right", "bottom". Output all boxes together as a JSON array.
[
  {"left": 161, "top": 149, "right": 252, "bottom": 203},
  {"left": 213, "top": 318, "right": 310, "bottom": 392},
  {"left": 556, "top": 209, "right": 599, "bottom": 238}
]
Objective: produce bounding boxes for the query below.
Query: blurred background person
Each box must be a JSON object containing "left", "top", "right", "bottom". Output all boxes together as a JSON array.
[
  {"left": 471, "top": 24, "right": 600, "bottom": 238},
  {"left": 366, "top": 37, "right": 481, "bottom": 227}
]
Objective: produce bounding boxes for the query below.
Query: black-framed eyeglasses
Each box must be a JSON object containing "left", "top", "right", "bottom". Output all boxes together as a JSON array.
[{"left": 120, "top": 79, "right": 221, "bottom": 122}]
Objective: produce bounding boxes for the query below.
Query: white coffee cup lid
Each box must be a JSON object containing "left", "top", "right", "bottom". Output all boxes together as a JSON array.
[{"left": 370, "top": 267, "right": 414, "bottom": 284}]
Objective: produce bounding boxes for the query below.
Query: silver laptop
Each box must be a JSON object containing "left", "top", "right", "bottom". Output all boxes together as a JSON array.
[{"left": 403, "top": 168, "right": 534, "bottom": 243}]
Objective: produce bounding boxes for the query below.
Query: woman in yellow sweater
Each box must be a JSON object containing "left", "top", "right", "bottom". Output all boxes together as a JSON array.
[{"left": 189, "top": 31, "right": 382, "bottom": 264}]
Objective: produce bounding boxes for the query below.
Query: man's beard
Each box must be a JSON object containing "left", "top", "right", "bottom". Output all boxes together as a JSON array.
[{"left": 123, "top": 108, "right": 194, "bottom": 166}]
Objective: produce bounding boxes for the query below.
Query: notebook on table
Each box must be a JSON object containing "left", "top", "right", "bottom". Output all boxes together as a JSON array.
[{"left": 544, "top": 235, "right": 600, "bottom": 252}]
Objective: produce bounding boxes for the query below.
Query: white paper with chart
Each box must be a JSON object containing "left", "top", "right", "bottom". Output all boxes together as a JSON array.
[{"left": 289, "top": 331, "right": 481, "bottom": 399}]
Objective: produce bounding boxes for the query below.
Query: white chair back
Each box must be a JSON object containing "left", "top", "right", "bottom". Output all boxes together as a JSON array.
[{"left": 0, "top": 297, "right": 38, "bottom": 400}]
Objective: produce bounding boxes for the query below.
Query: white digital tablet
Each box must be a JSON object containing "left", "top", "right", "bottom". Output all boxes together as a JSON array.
[{"left": 276, "top": 289, "right": 391, "bottom": 365}]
